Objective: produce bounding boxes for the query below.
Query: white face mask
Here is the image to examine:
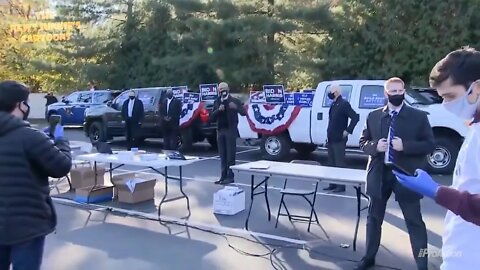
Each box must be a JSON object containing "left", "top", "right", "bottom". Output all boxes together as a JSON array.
[{"left": 442, "top": 83, "right": 480, "bottom": 120}]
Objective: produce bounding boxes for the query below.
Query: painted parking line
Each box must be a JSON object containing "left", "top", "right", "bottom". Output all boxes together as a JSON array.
[{"left": 52, "top": 197, "right": 307, "bottom": 245}]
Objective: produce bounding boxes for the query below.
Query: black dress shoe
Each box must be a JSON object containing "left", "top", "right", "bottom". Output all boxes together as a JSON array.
[
  {"left": 214, "top": 178, "right": 225, "bottom": 185},
  {"left": 332, "top": 187, "right": 346, "bottom": 193},
  {"left": 220, "top": 178, "right": 234, "bottom": 185},
  {"left": 323, "top": 185, "right": 336, "bottom": 191},
  {"left": 353, "top": 259, "right": 375, "bottom": 270}
]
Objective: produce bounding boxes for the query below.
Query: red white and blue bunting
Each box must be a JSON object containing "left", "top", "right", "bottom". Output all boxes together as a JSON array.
[
  {"left": 180, "top": 101, "right": 204, "bottom": 128},
  {"left": 246, "top": 104, "right": 301, "bottom": 135}
]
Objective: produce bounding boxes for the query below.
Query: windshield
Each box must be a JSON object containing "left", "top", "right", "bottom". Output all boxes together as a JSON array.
[{"left": 405, "top": 88, "right": 441, "bottom": 105}]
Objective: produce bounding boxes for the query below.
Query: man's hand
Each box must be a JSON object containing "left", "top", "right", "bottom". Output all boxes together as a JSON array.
[
  {"left": 219, "top": 104, "right": 225, "bottom": 111},
  {"left": 376, "top": 138, "right": 388, "bottom": 152},
  {"left": 342, "top": 131, "right": 349, "bottom": 138},
  {"left": 228, "top": 102, "right": 237, "bottom": 110},
  {"left": 53, "top": 124, "right": 64, "bottom": 140},
  {"left": 392, "top": 136, "right": 404, "bottom": 151}
]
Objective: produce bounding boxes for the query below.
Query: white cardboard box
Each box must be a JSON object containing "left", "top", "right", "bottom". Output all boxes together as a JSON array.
[{"left": 213, "top": 186, "right": 246, "bottom": 215}]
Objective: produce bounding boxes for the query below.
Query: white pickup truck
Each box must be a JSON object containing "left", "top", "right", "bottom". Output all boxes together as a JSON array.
[{"left": 238, "top": 80, "right": 468, "bottom": 174}]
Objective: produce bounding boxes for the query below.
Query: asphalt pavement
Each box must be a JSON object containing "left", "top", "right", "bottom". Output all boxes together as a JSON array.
[{"left": 32, "top": 123, "right": 452, "bottom": 270}]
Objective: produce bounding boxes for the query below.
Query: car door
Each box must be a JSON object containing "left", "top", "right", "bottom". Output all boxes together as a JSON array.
[
  {"left": 311, "top": 83, "right": 354, "bottom": 146},
  {"left": 71, "top": 92, "right": 92, "bottom": 125},
  {"left": 58, "top": 92, "right": 80, "bottom": 124}
]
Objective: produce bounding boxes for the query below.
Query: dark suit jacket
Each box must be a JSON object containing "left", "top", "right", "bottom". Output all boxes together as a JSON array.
[
  {"left": 210, "top": 95, "right": 246, "bottom": 130},
  {"left": 327, "top": 96, "right": 359, "bottom": 142},
  {"left": 159, "top": 97, "right": 182, "bottom": 129},
  {"left": 359, "top": 105, "right": 435, "bottom": 201},
  {"left": 121, "top": 98, "right": 144, "bottom": 124}
]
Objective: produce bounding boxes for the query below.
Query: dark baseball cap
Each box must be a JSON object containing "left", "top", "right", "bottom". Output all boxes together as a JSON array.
[{"left": 0, "top": 81, "right": 30, "bottom": 104}]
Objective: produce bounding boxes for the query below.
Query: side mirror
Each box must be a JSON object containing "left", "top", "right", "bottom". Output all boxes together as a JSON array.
[
  {"left": 63, "top": 99, "right": 70, "bottom": 104},
  {"left": 106, "top": 101, "right": 113, "bottom": 106}
]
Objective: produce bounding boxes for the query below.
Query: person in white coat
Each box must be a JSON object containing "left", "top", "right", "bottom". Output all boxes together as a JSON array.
[{"left": 394, "top": 46, "right": 480, "bottom": 270}]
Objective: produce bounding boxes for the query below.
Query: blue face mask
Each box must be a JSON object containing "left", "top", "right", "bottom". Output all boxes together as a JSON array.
[{"left": 442, "top": 82, "right": 480, "bottom": 120}]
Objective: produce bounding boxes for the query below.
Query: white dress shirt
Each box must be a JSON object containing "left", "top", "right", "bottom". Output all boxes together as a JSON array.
[
  {"left": 128, "top": 99, "right": 135, "bottom": 118},
  {"left": 166, "top": 98, "right": 172, "bottom": 114}
]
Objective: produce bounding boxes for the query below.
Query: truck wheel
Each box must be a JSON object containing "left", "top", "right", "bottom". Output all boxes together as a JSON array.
[
  {"left": 88, "top": 121, "right": 106, "bottom": 144},
  {"left": 261, "top": 133, "right": 291, "bottom": 161},
  {"left": 178, "top": 129, "right": 193, "bottom": 152},
  {"left": 293, "top": 143, "right": 317, "bottom": 156},
  {"left": 206, "top": 135, "right": 218, "bottom": 150},
  {"left": 426, "top": 137, "right": 460, "bottom": 174}
]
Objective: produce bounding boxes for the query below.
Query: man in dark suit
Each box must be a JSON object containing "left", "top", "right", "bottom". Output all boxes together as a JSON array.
[
  {"left": 121, "top": 90, "right": 144, "bottom": 150},
  {"left": 210, "top": 82, "right": 246, "bottom": 185},
  {"left": 160, "top": 88, "right": 182, "bottom": 150},
  {"left": 324, "top": 84, "right": 359, "bottom": 193},
  {"left": 355, "top": 77, "right": 435, "bottom": 270}
]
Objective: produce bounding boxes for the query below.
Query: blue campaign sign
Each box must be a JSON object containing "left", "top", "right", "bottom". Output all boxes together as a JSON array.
[
  {"left": 284, "top": 93, "right": 295, "bottom": 105},
  {"left": 199, "top": 84, "right": 219, "bottom": 101},
  {"left": 263, "top": 85, "right": 285, "bottom": 104},
  {"left": 359, "top": 88, "right": 386, "bottom": 109},
  {"left": 172, "top": 86, "right": 188, "bottom": 99},
  {"left": 183, "top": 92, "right": 200, "bottom": 104},
  {"left": 293, "top": 92, "right": 314, "bottom": 107},
  {"left": 250, "top": 91, "right": 266, "bottom": 104}
]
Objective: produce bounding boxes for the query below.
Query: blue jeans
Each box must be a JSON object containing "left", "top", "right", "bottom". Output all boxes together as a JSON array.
[{"left": 0, "top": 236, "right": 45, "bottom": 270}]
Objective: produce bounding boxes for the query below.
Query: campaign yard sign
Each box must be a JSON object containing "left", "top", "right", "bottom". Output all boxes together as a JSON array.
[
  {"left": 293, "top": 92, "right": 314, "bottom": 107},
  {"left": 284, "top": 93, "right": 295, "bottom": 105},
  {"left": 250, "top": 91, "right": 266, "bottom": 104},
  {"left": 172, "top": 86, "right": 187, "bottom": 99},
  {"left": 183, "top": 92, "right": 200, "bottom": 104},
  {"left": 199, "top": 84, "right": 219, "bottom": 101},
  {"left": 263, "top": 85, "right": 285, "bottom": 104},
  {"left": 303, "top": 89, "right": 315, "bottom": 93},
  {"left": 359, "top": 87, "right": 386, "bottom": 109}
]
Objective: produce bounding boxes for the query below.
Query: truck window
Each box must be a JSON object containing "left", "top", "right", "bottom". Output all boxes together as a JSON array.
[
  {"left": 137, "top": 90, "right": 157, "bottom": 110},
  {"left": 78, "top": 92, "right": 92, "bottom": 103},
  {"left": 64, "top": 92, "right": 80, "bottom": 103},
  {"left": 359, "top": 85, "right": 386, "bottom": 109},
  {"left": 93, "top": 92, "right": 111, "bottom": 104},
  {"left": 323, "top": 85, "right": 353, "bottom": 107}
]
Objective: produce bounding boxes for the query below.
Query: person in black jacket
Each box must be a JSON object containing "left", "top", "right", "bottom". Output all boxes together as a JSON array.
[
  {"left": 0, "top": 80, "right": 72, "bottom": 270},
  {"left": 324, "top": 85, "right": 359, "bottom": 193},
  {"left": 43, "top": 92, "right": 58, "bottom": 119},
  {"left": 355, "top": 77, "right": 434, "bottom": 270},
  {"left": 160, "top": 88, "right": 182, "bottom": 150},
  {"left": 210, "top": 82, "right": 246, "bottom": 185},
  {"left": 121, "top": 90, "right": 144, "bottom": 150}
]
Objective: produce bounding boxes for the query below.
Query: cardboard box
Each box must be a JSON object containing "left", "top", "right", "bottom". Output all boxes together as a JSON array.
[
  {"left": 213, "top": 186, "right": 245, "bottom": 215},
  {"left": 112, "top": 174, "right": 157, "bottom": 204},
  {"left": 74, "top": 185, "right": 114, "bottom": 203},
  {"left": 70, "top": 166, "right": 105, "bottom": 189}
]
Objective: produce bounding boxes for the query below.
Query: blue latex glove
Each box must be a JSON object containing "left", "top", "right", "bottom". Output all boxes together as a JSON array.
[
  {"left": 53, "top": 124, "right": 64, "bottom": 140},
  {"left": 392, "top": 169, "right": 440, "bottom": 199},
  {"left": 42, "top": 126, "right": 49, "bottom": 134}
]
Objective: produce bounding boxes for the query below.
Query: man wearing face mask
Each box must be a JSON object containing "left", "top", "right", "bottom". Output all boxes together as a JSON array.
[
  {"left": 356, "top": 77, "right": 435, "bottom": 270},
  {"left": 121, "top": 90, "right": 144, "bottom": 150},
  {"left": 394, "top": 47, "right": 480, "bottom": 270},
  {"left": 210, "top": 82, "right": 246, "bottom": 185},
  {"left": 160, "top": 88, "right": 182, "bottom": 150},
  {"left": 325, "top": 84, "right": 359, "bottom": 193},
  {"left": 0, "top": 80, "right": 72, "bottom": 270}
]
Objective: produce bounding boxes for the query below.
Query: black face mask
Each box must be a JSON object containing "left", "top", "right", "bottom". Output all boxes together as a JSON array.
[
  {"left": 387, "top": 94, "right": 404, "bottom": 106},
  {"left": 129, "top": 96, "right": 135, "bottom": 100},
  {"left": 327, "top": 92, "right": 335, "bottom": 100},
  {"left": 221, "top": 91, "right": 228, "bottom": 98},
  {"left": 19, "top": 102, "right": 30, "bottom": 120},
  {"left": 166, "top": 93, "right": 173, "bottom": 99}
]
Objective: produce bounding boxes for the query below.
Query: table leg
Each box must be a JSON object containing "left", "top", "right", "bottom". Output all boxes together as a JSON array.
[
  {"left": 178, "top": 166, "right": 191, "bottom": 214},
  {"left": 155, "top": 166, "right": 190, "bottom": 221},
  {"left": 245, "top": 175, "right": 270, "bottom": 230},
  {"left": 158, "top": 166, "right": 169, "bottom": 219},
  {"left": 353, "top": 186, "right": 361, "bottom": 251},
  {"left": 86, "top": 161, "right": 98, "bottom": 203}
]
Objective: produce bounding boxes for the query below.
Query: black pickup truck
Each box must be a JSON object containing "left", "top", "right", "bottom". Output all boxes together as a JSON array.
[{"left": 83, "top": 87, "right": 218, "bottom": 150}]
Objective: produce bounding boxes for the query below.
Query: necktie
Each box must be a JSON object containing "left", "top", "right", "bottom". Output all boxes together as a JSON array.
[{"left": 388, "top": 111, "right": 398, "bottom": 162}]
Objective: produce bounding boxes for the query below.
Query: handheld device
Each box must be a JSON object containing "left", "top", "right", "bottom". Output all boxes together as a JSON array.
[
  {"left": 48, "top": 115, "right": 62, "bottom": 136},
  {"left": 386, "top": 162, "right": 415, "bottom": 176}
]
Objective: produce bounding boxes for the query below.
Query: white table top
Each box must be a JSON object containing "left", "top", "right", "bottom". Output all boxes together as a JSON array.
[
  {"left": 230, "top": 160, "right": 366, "bottom": 185},
  {"left": 75, "top": 153, "right": 201, "bottom": 168}
]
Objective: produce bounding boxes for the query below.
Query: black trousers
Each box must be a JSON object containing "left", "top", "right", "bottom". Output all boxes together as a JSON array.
[
  {"left": 363, "top": 172, "right": 428, "bottom": 269},
  {"left": 163, "top": 127, "right": 179, "bottom": 150},
  {"left": 125, "top": 119, "right": 139, "bottom": 150},
  {"left": 327, "top": 138, "right": 347, "bottom": 189},
  {"left": 217, "top": 128, "right": 237, "bottom": 180}
]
